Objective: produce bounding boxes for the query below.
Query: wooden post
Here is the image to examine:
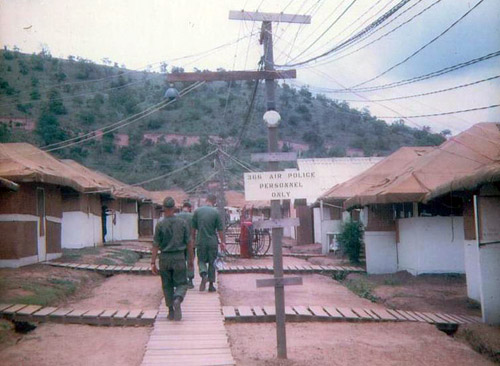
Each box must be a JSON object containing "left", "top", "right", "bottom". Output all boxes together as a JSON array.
[
  {"left": 230, "top": 10, "right": 310, "bottom": 360},
  {"left": 216, "top": 148, "right": 227, "bottom": 240}
]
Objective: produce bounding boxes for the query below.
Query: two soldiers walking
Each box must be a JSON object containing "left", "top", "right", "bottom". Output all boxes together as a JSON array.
[{"left": 151, "top": 194, "right": 225, "bottom": 320}]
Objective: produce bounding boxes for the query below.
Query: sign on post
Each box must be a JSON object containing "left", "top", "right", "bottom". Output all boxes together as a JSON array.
[
  {"left": 253, "top": 217, "right": 300, "bottom": 230},
  {"left": 244, "top": 170, "right": 316, "bottom": 200},
  {"left": 251, "top": 152, "right": 297, "bottom": 162}
]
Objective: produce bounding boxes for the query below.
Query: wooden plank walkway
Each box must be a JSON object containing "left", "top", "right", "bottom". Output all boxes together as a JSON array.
[
  {"left": 44, "top": 262, "right": 365, "bottom": 275},
  {"left": 221, "top": 305, "right": 482, "bottom": 325},
  {"left": 140, "top": 290, "right": 235, "bottom": 366},
  {"left": 0, "top": 304, "right": 157, "bottom": 326},
  {"left": 218, "top": 265, "right": 365, "bottom": 274},
  {"left": 44, "top": 262, "right": 151, "bottom": 275}
]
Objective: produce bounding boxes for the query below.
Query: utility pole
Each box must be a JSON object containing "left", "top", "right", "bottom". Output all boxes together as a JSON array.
[
  {"left": 261, "top": 19, "right": 287, "bottom": 358},
  {"left": 165, "top": 9, "right": 310, "bottom": 360},
  {"left": 231, "top": 10, "right": 310, "bottom": 360},
  {"left": 215, "top": 147, "right": 227, "bottom": 240}
]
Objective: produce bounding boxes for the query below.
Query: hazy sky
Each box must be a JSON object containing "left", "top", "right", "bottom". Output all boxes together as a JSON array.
[{"left": 1, "top": 0, "right": 499, "bottom": 134}]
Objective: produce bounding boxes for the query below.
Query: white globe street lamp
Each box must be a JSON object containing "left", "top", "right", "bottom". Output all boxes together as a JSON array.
[
  {"left": 263, "top": 110, "right": 281, "bottom": 128},
  {"left": 164, "top": 83, "right": 180, "bottom": 101}
]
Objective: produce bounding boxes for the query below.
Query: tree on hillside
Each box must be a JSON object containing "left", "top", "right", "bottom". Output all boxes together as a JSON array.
[{"left": 36, "top": 113, "right": 66, "bottom": 145}]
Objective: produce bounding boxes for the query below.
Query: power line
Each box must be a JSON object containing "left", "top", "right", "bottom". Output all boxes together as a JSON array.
[
  {"left": 298, "top": 0, "right": 441, "bottom": 69},
  {"left": 43, "top": 82, "right": 206, "bottom": 153},
  {"left": 329, "top": 75, "right": 500, "bottom": 102},
  {"left": 294, "top": 0, "right": 388, "bottom": 64},
  {"left": 40, "top": 82, "right": 204, "bottom": 150},
  {"left": 351, "top": 0, "right": 486, "bottom": 88},
  {"left": 4, "top": 32, "right": 255, "bottom": 95},
  {"left": 288, "top": 0, "right": 359, "bottom": 64},
  {"left": 315, "top": 50, "right": 500, "bottom": 93},
  {"left": 279, "top": 0, "right": 411, "bottom": 67},
  {"left": 377, "top": 104, "right": 500, "bottom": 119}
]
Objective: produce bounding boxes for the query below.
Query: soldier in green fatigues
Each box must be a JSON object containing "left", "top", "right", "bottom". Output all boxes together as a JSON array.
[
  {"left": 192, "top": 194, "right": 226, "bottom": 292},
  {"left": 151, "top": 197, "right": 194, "bottom": 321},
  {"left": 176, "top": 201, "right": 195, "bottom": 289}
]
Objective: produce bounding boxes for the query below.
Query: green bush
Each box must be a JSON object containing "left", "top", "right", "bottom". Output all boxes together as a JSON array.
[{"left": 337, "top": 220, "right": 364, "bottom": 263}]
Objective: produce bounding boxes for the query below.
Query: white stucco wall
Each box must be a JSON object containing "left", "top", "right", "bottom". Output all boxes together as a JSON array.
[
  {"left": 365, "top": 231, "right": 398, "bottom": 274},
  {"left": 313, "top": 207, "right": 323, "bottom": 244},
  {"left": 62, "top": 212, "right": 102, "bottom": 249},
  {"left": 120, "top": 213, "right": 139, "bottom": 240},
  {"left": 398, "top": 216, "right": 465, "bottom": 275},
  {"left": 464, "top": 240, "right": 481, "bottom": 302},
  {"left": 479, "top": 245, "right": 500, "bottom": 324},
  {"left": 477, "top": 193, "right": 500, "bottom": 325}
]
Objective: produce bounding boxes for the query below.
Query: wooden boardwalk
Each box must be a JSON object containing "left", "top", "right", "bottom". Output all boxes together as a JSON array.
[
  {"left": 140, "top": 290, "right": 235, "bottom": 366},
  {"left": 0, "top": 303, "right": 157, "bottom": 326},
  {"left": 222, "top": 305, "right": 482, "bottom": 325},
  {"left": 218, "top": 264, "right": 365, "bottom": 274},
  {"left": 44, "top": 262, "right": 365, "bottom": 276}
]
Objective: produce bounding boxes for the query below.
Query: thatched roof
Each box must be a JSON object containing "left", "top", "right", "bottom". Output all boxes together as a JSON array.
[
  {"left": 0, "top": 177, "right": 19, "bottom": 191},
  {"left": 427, "top": 162, "right": 500, "bottom": 201},
  {"left": 344, "top": 123, "right": 500, "bottom": 209},
  {"left": 148, "top": 190, "right": 189, "bottom": 206},
  {"left": 0, "top": 143, "right": 108, "bottom": 193},
  {"left": 318, "top": 147, "right": 434, "bottom": 204},
  {"left": 61, "top": 160, "right": 148, "bottom": 201}
]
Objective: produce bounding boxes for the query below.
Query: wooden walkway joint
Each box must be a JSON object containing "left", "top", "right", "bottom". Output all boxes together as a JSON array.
[
  {"left": 0, "top": 303, "right": 157, "bottom": 326},
  {"left": 140, "top": 290, "right": 235, "bottom": 366},
  {"left": 221, "top": 305, "right": 482, "bottom": 325}
]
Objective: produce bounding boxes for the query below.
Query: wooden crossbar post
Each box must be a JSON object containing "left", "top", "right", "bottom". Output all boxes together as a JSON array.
[{"left": 229, "top": 9, "right": 310, "bottom": 360}]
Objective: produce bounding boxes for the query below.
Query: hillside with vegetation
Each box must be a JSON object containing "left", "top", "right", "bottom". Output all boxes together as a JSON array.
[{"left": 0, "top": 48, "right": 447, "bottom": 191}]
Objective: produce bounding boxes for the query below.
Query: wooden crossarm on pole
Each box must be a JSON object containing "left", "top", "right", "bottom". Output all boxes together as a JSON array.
[
  {"left": 229, "top": 10, "right": 311, "bottom": 24},
  {"left": 167, "top": 70, "right": 296, "bottom": 83}
]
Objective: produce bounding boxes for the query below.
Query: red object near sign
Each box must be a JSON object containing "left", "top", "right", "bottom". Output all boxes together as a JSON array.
[{"left": 239, "top": 206, "right": 254, "bottom": 258}]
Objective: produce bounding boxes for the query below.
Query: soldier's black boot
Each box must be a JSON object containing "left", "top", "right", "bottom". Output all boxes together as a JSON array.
[
  {"left": 199, "top": 273, "right": 208, "bottom": 292},
  {"left": 208, "top": 282, "right": 216, "bottom": 292},
  {"left": 167, "top": 306, "right": 175, "bottom": 320},
  {"left": 187, "top": 278, "right": 194, "bottom": 289},
  {"left": 173, "top": 297, "right": 182, "bottom": 321}
]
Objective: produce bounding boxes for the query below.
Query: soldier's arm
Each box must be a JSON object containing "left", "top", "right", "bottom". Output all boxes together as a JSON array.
[{"left": 151, "top": 224, "right": 161, "bottom": 275}]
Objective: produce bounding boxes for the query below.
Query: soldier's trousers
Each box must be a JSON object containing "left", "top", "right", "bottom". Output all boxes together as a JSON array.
[
  {"left": 197, "top": 245, "right": 218, "bottom": 282},
  {"left": 159, "top": 252, "right": 188, "bottom": 307},
  {"left": 186, "top": 248, "right": 196, "bottom": 280}
]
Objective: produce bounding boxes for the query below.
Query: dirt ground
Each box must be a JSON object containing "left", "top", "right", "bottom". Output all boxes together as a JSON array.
[
  {"left": 347, "top": 271, "right": 481, "bottom": 317},
  {"left": 226, "top": 322, "right": 496, "bottom": 366},
  {"left": 1, "top": 324, "right": 150, "bottom": 366},
  {"left": 0, "top": 263, "right": 163, "bottom": 365},
  {"left": 219, "top": 256, "right": 497, "bottom": 366}
]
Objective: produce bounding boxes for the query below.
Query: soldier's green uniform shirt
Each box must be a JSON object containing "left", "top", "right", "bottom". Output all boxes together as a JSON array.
[
  {"left": 153, "top": 216, "right": 189, "bottom": 252},
  {"left": 176, "top": 212, "right": 193, "bottom": 236},
  {"left": 153, "top": 216, "right": 190, "bottom": 307},
  {"left": 192, "top": 206, "right": 223, "bottom": 247}
]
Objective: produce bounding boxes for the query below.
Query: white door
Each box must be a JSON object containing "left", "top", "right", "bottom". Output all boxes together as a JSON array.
[{"left": 36, "top": 188, "right": 47, "bottom": 261}]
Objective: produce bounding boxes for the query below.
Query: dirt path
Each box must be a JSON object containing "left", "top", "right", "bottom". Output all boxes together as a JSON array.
[
  {"left": 0, "top": 273, "right": 163, "bottom": 366},
  {"left": 67, "top": 274, "right": 162, "bottom": 309},
  {"left": 226, "top": 322, "right": 495, "bottom": 366},
  {"left": 1, "top": 324, "right": 150, "bottom": 366},
  {"left": 219, "top": 257, "right": 495, "bottom": 366}
]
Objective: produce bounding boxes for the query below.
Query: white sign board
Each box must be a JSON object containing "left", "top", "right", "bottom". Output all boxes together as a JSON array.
[{"left": 244, "top": 171, "right": 316, "bottom": 200}]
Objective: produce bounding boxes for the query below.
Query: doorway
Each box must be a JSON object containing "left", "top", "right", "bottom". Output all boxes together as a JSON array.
[{"left": 36, "top": 187, "right": 47, "bottom": 261}]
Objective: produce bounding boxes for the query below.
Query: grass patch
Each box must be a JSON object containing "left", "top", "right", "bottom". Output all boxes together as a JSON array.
[
  {"left": 383, "top": 276, "right": 402, "bottom": 286},
  {"left": 96, "top": 258, "right": 116, "bottom": 265},
  {"left": 61, "top": 247, "right": 101, "bottom": 261},
  {"left": 13, "top": 277, "right": 78, "bottom": 306},
  {"left": 108, "top": 249, "right": 140, "bottom": 265},
  {"left": 335, "top": 274, "right": 379, "bottom": 303}
]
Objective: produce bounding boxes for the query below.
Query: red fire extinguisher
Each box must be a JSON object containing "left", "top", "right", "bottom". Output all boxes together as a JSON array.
[{"left": 239, "top": 206, "right": 254, "bottom": 258}]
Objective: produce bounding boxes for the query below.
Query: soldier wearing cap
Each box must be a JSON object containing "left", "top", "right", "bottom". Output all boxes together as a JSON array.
[
  {"left": 151, "top": 196, "right": 194, "bottom": 321},
  {"left": 176, "top": 201, "right": 195, "bottom": 289},
  {"left": 192, "top": 194, "right": 226, "bottom": 292}
]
